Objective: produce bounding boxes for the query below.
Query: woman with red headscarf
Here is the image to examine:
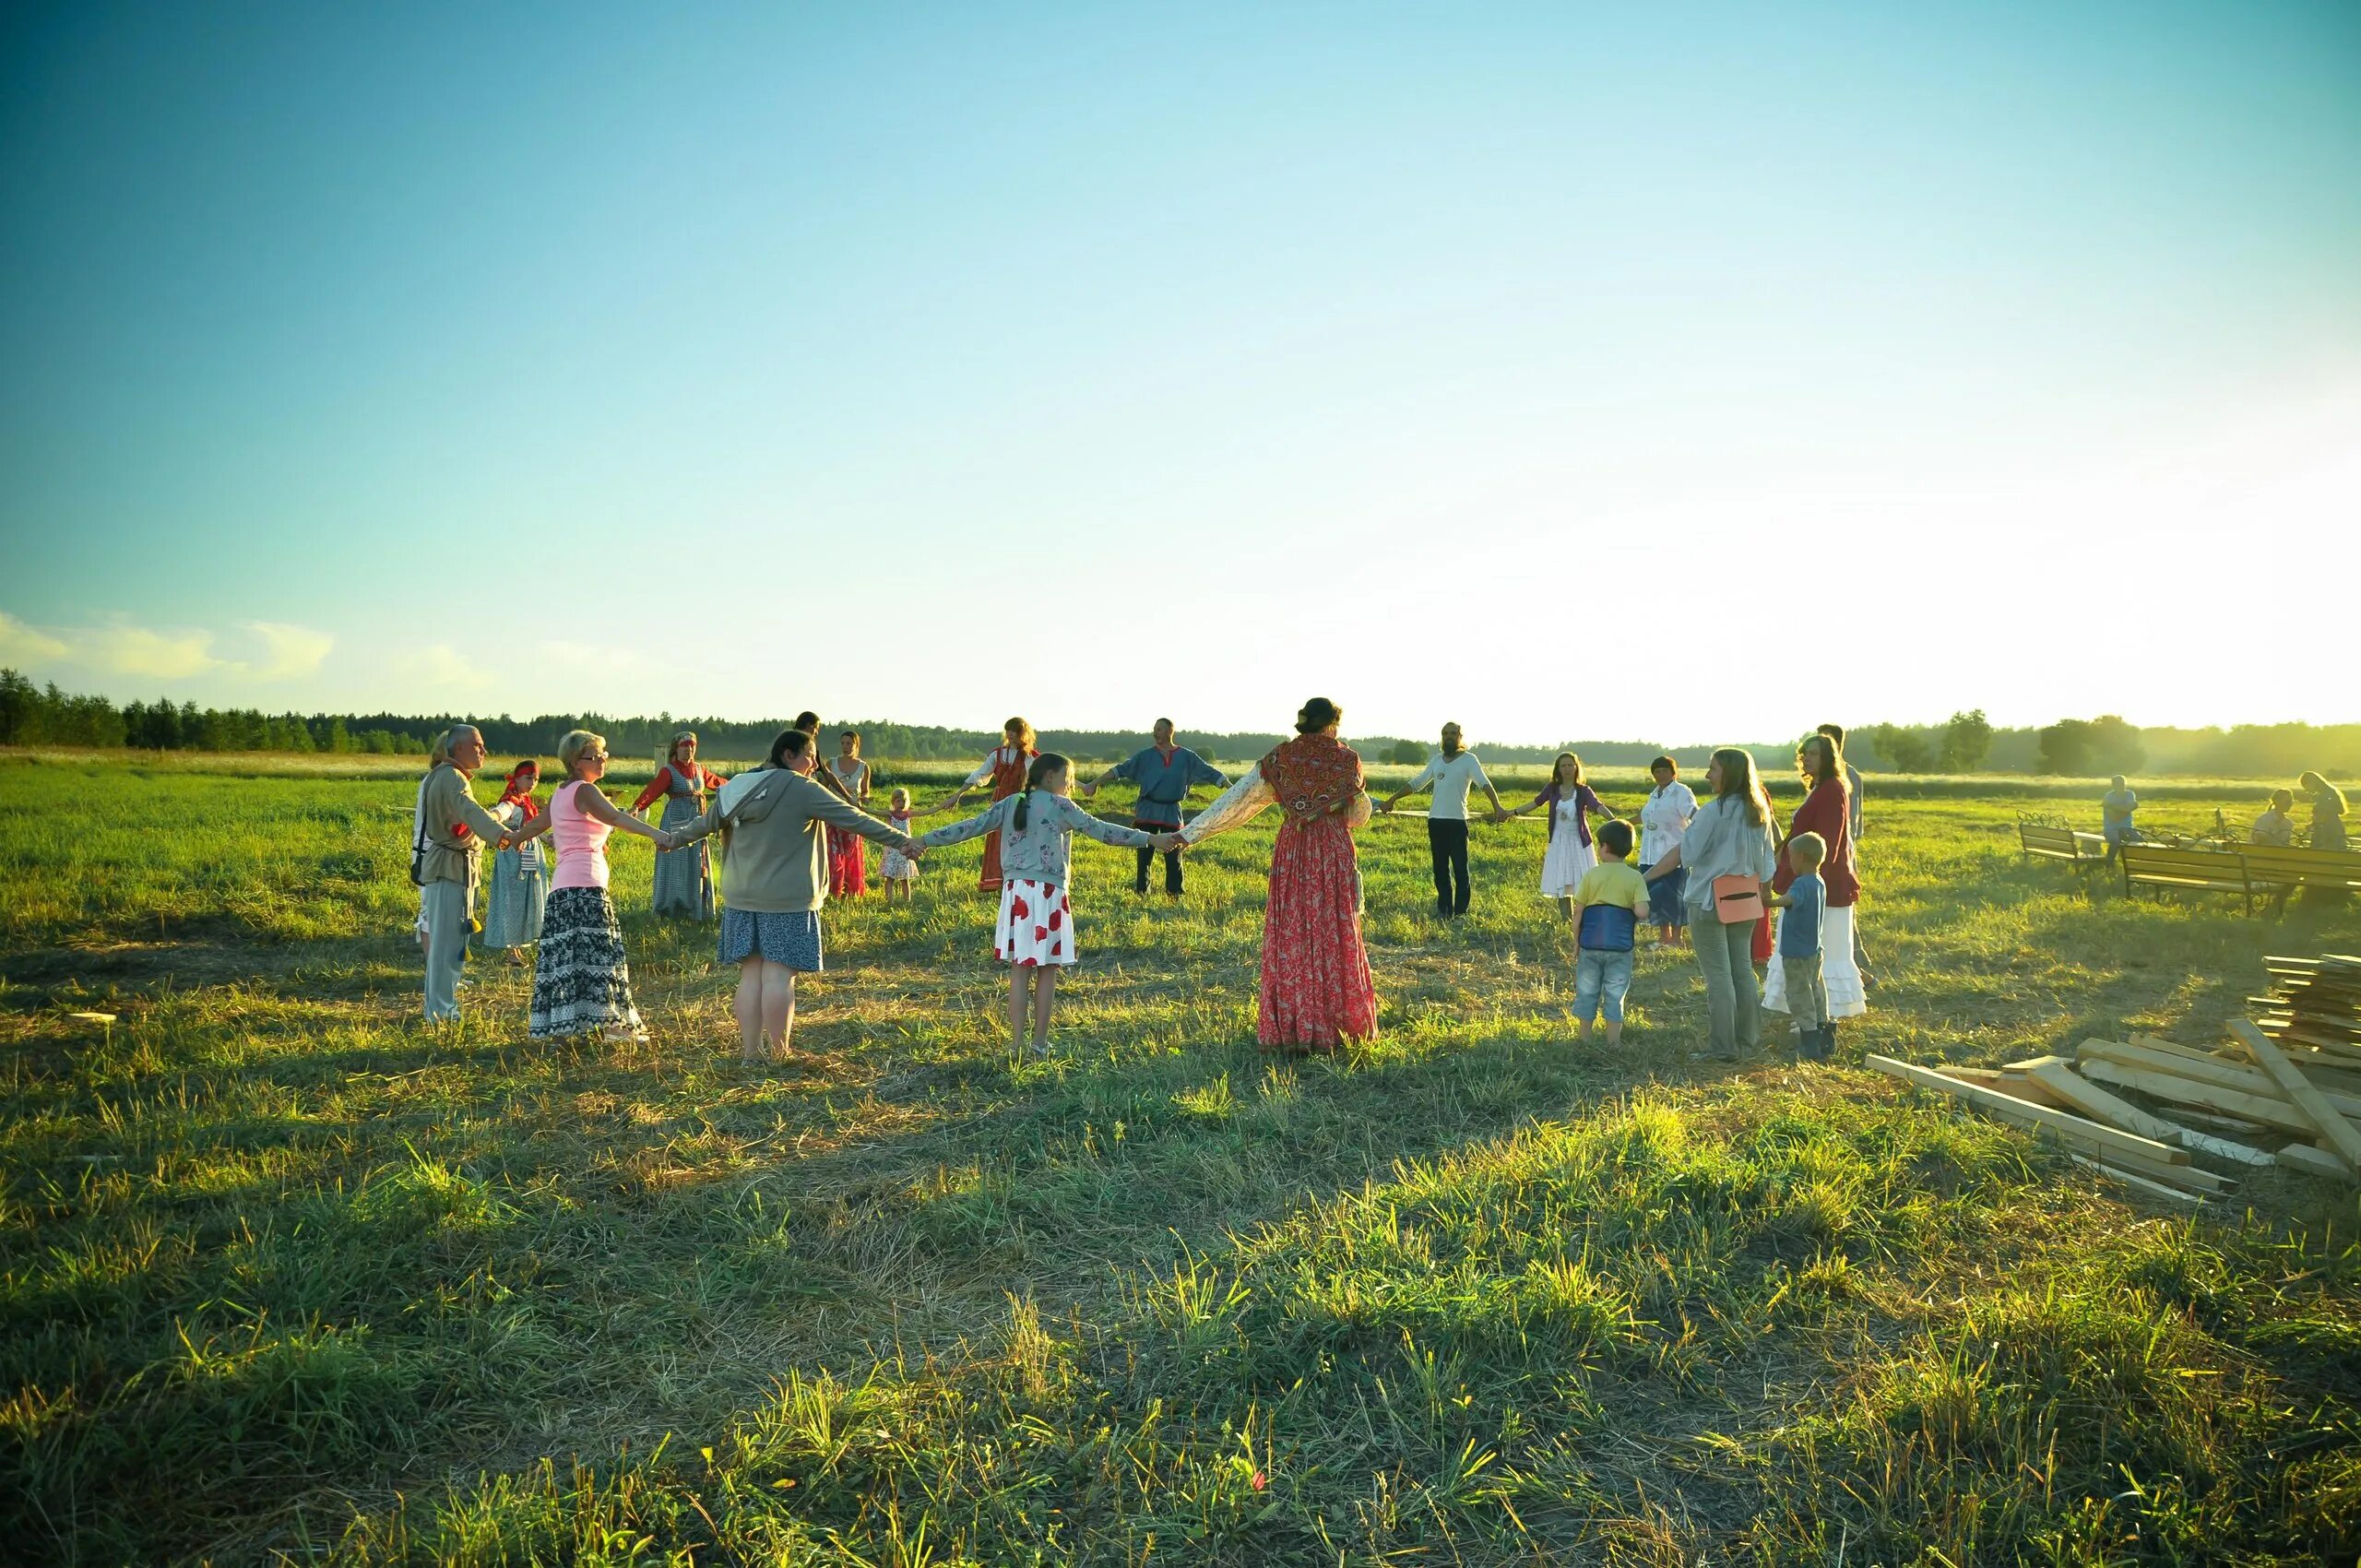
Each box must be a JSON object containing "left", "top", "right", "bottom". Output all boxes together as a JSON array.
[
  {"left": 634, "top": 731, "right": 728, "bottom": 920},
  {"left": 1180, "top": 696, "right": 1379, "bottom": 1051},
  {"left": 481, "top": 760, "right": 548, "bottom": 963}
]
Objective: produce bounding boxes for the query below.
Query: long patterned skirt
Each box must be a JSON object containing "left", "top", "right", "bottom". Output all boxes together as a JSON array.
[
  {"left": 481, "top": 846, "right": 547, "bottom": 948},
  {"left": 827, "top": 826, "right": 868, "bottom": 897},
  {"left": 1258, "top": 814, "right": 1379, "bottom": 1050},
  {"left": 650, "top": 795, "right": 715, "bottom": 920},
  {"left": 529, "top": 887, "right": 645, "bottom": 1039}
]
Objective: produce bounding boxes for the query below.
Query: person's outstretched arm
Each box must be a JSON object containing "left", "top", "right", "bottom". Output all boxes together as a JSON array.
[
  {"left": 575, "top": 780, "right": 669, "bottom": 843},
  {"left": 630, "top": 767, "right": 672, "bottom": 815},
  {"left": 1180, "top": 767, "right": 1273, "bottom": 844},
  {"left": 918, "top": 797, "right": 1009, "bottom": 849}
]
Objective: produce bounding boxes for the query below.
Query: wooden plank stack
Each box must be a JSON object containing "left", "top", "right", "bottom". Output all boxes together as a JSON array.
[
  {"left": 1866, "top": 973, "right": 2361, "bottom": 1204},
  {"left": 2251, "top": 953, "right": 2361, "bottom": 1063}
]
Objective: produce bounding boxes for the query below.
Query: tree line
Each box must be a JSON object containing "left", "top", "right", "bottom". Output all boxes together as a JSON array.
[{"left": 2, "top": 670, "right": 2354, "bottom": 778}]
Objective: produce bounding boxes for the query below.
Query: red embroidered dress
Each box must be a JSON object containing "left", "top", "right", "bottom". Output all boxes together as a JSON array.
[
  {"left": 1183, "top": 733, "right": 1378, "bottom": 1051},
  {"left": 970, "top": 745, "right": 1036, "bottom": 893}
]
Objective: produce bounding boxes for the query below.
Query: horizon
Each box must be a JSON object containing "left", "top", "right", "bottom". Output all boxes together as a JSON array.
[{"left": 4, "top": 4, "right": 2357, "bottom": 738}]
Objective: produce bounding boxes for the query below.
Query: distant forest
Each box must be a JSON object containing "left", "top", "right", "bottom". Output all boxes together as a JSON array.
[{"left": 1, "top": 670, "right": 2355, "bottom": 778}]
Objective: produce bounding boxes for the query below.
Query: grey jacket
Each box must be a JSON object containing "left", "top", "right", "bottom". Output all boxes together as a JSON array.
[
  {"left": 416, "top": 764, "right": 511, "bottom": 887},
  {"left": 671, "top": 766, "right": 917, "bottom": 914},
  {"left": 920, "top": 792, "right": 1154, "bottom": 886}
]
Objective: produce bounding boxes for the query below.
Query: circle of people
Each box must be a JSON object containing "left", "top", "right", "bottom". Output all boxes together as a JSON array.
[{"left": 415, "top": 706, "right": 2350, "bottom": 1066}]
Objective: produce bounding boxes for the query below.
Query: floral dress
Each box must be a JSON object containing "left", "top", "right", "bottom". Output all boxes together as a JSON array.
[
  {"left": 1182, "top": 732, "right": 1378, "bottom": 1051},
  {"left": 826, "top": 757, "right": 872, "bottom": 897}
]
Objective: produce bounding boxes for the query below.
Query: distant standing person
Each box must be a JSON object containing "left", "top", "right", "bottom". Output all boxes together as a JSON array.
[
  {"left": 667, "top": 728, "right": 922, "bottom": 1062},
  {"left": 1762, "top": 733, "right": 1866, "bottom": 1037},
  {"left": 955, "top": 718, "right": 1038, "bottom": 893},
  {"left": 1639, "top": 754, "right": 1697, "bottom": 948},
  {"left": 1501, "top": 752, "right": 1610, "bottom": 924},
  {"left": 411, "top": 726, "right": 519, "bottom": 1022},
  {"left": 1817, "top": 722, "right": 1871, "bottom": 987},
  {"left": 1082, "top": 719, "right": 1228, "bottom": 897},
  {"left": 1766, "top": 832, "right": 1833, "bottom": 1061},
  {"left": 481, "top": 759, "right": 549, "bottom": 965},
  {"left": 1381, "top": 722, "right": 1507, "bottom": 918},
  {"left": 509, "top": 730, "right": 671, "bottom": 1042},
  {"left": 794, "top": 712, "right": 858, "bottom": 804},
  {"left": 632, "top": 731, "right": 727, "bottom": 921},
  {"left": 2101, "top": 775, "right": 2140, "bottom": 860},
  {"left": 825, "top": 731, "right": 874, "bottom": 897},
  {"left": 2300, "top": 771, "right": 2348, "bottom": 852},
  {"left": 1643, "top": 747, "right": 1779, "bottom": 1059}
]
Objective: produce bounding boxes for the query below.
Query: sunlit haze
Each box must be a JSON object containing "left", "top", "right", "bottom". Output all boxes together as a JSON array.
[{"left": 3, "top": 2, "right": 2355, "bottom": 743}]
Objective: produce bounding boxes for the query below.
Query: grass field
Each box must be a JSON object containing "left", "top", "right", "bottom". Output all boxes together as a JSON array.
[{"left": 3, "top": 752, "right": 2357, "bottom": 1565}]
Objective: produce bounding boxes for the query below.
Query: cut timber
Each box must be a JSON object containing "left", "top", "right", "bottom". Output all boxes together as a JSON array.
[
  {"left": 2275, "top": 1143, "right": 2355, "bottom": 1181},
  {"left": 2078, "top": 1039, "right": 2361, "bottom": 1122},
  {"left": 1865, "top": 1055, "right": 2190, "bottom": 1165},
  {"left": 1999, "top": 1055, "right": 2070, "bottom": 1073},
  {"left": 2230, "top": 1021, "right": 2361, "bottom": 1177},
  {"left": 2024, "top": 1063, "right": 2192, "bottom": 1144},
  {"left": 2067, "top": 1154, "right": 2208, "bottom": 1207},
  {"left": 1938, "top": 1066, "right": 2072, "bottom": 1110},
  {"left": 2176, "top": 1130, "right": 2274, "bottom": 1167},
  {"left": 2077, "top": 1059, "right": 2319, "bottom": 1137}
]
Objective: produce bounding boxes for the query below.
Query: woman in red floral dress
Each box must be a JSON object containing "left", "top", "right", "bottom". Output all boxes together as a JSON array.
[{"left": 1180, "top": 696, "right": 1378, "bottom": 1051}]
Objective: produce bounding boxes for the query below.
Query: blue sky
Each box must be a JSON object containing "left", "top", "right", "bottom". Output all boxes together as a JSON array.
[{"left": 2, "top": 1, "right": 2355, "bottom": 743}]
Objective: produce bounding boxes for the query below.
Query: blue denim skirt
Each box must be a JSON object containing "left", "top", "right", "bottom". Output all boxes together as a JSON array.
[{"left": 719, "top": 907, "right": 824, "bottom": 971}]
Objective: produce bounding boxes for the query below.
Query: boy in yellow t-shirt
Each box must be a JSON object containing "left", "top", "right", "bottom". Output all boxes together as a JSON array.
[{"left": 1571, "top": 819, "right": 1651, "bottom": 1045}]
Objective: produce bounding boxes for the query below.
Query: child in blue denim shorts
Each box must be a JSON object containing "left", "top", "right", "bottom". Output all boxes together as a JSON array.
[{"left": 1571, "top": 818, "right": 1650, "bottom": 1044}]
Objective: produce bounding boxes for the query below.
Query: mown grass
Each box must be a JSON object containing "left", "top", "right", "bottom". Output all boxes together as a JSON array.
[{"left": 1, "top": 754, "right": 2356, "bottom": 1564}]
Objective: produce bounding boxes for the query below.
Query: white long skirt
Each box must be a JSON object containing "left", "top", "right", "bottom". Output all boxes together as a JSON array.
[
  {"left": 1539, "top": 830, "right": 1596, "bottom": 899},
  {"left": 1762, "top": 903, "right": 1868, "bottom": 1019}
]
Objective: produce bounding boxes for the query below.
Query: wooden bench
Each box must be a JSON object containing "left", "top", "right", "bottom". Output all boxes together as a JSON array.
[
  {"left": 2019, "top": 820, "right": 2108, "bottom": 873},
  {"left": 2238, "top": 844, "right": 2361, "bottom": 897},
  {"left": 2119, "top": 843, "right": 2256, "bottom": 913}
]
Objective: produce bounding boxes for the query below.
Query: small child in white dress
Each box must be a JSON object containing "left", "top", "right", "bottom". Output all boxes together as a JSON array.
[{"left": 880, "top": 788, "right": 927, "bottom": 902}]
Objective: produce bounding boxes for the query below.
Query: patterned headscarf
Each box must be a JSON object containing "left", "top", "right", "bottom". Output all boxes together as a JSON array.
[{"left": 495, "top": 761, "right": 540, "bottom": 819}]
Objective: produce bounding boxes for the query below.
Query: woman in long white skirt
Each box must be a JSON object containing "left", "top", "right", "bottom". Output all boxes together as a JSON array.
[
  {"left": 1503, "top": 752, "right": 1612, "bottom": 923},
  {"left": 1762, "top": 733, "right": 1869, "bottom": 1029}
]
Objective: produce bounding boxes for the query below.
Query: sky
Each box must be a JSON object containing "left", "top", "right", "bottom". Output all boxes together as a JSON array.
[{"left": 1, "top": 1, "right": 2356, "bottom": 746}]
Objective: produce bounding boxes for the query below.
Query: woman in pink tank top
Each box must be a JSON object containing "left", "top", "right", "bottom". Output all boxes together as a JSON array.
[{"left": 510, "top": 729, "right": 673, "bottom": 1040}]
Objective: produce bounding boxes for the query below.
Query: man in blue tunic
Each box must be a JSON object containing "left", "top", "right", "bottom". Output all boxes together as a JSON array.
[{"left": 1082, "top": 718, "right": 1229, "bottom": 897}]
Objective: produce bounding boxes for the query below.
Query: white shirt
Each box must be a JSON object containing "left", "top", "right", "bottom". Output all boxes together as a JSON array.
[
  {"left": 1407, "top": 750, "right": 1493, "bottom": 821},
  {"left": 1640, "top": 780, "right": 1698, "bottom": 865}
]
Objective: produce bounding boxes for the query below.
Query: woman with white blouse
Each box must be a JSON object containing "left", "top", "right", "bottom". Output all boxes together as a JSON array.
[{"left": 1638, "top": 754, "right": 1698, "bottom": 947}]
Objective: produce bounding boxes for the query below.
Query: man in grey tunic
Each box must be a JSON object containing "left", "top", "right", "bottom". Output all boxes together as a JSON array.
[{"left": 413, "top": 725, "right": 516, "bottom": 1022}]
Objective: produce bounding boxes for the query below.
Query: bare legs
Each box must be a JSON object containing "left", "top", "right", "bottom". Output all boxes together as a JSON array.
[
  {"left": 1006, "top": 964, "right": 1061, "bottom": 1059},
  {"left": 734, "top": 956, "right": 798, "bottom": 1061}
]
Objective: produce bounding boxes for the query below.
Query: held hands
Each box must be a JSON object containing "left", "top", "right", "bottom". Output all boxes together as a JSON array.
[
  {"left": 1079, "top": 780, "right": 1098, "bottom": 798},
  {"left": 1151, "top": 831, "right": 1186, "bottom": 855}
]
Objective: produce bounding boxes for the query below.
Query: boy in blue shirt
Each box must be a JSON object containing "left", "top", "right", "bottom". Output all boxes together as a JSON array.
[
  {"left": 1767, "top": 831, "right": 1832, "bottom": 1061},
  {"left": 1570, "top": 819, "right": 1651, "bottom": 1045}
]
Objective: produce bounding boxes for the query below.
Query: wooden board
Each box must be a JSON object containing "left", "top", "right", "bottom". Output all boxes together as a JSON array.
[
  {"left": 2275, "top": 1143, "right": 2355, "bottom": 1182},
  {"left": 2079, "top": 1039, "right": 2361, "bottom": 1121},
  {"left": 2076, "top": 1059, "right": 2320, "bottom": 1138},
  {"left": 2067, "top": 1154, "right": 2208, "bottom": 1207},
  {"left": 2176, "top": 1130, "right": 2274, "bottom": 1167},
  {"left": 2025, "top": 1063, "right": 2192, "bottom": 1144},
  {"left": 2230, "top": 1021, "right": 2361, "bottom": 1177},
  {"left": 1938, "top": 1066, "right": 2072, "bottom": 1110},
  {"left": 1865, "top": 1055, "right": 2191, "bottom": 1165}
]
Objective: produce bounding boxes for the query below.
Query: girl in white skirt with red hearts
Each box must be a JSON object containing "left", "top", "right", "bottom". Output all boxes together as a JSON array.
[{"left": 919, "top": 752, "right": 1178, "bottom": 1059}]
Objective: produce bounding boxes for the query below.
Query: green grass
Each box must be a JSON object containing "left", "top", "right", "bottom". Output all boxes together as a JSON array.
[{"left": 1, "top": 754, "right": 2356, "bottom": 1564}]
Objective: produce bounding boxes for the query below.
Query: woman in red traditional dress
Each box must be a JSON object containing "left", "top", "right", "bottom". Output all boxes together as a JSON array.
[
  {"left": 954, "top": 717, "right": 1038, "bottom": 893},
  {"left": 1180, "top": 696, "right": 1378, "bottom": 1051},
  {"left": 825, "top": 730, "right": 873, "bottom": 897}
]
